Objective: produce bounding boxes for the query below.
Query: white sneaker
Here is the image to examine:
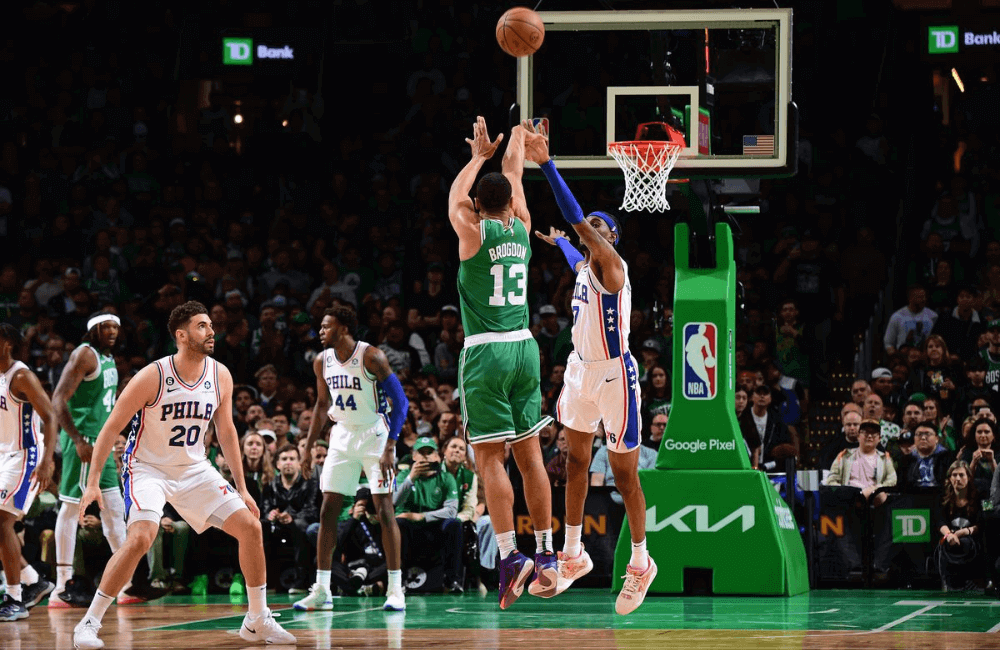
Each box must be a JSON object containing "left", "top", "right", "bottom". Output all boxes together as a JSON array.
[
  {"left": 292, "top": 583, "right": 333, "bottom": 611},
  {"left": 73, "top": 616, "right": 104, "bottom": 649},
  {"left": 556, "top": 547, "right": 594, "bottom": 595},
  {"left": 382, "top": 589, "right": 405, "bottom": 611},
  {"left": 238, "top": 609, "right": 296, "bottom": 645}
]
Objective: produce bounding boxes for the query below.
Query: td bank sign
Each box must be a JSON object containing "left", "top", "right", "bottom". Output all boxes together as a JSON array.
[
  {"left": 929, "top": 25, "right": 1000, "bottom": 54},
  {"left": 223, "top": 37, "right": 295, "bottom": 65}
]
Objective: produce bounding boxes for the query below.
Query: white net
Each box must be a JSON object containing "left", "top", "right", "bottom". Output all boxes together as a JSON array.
[{"left": 608, "top": 142, "right": 683, "bottom": 212}]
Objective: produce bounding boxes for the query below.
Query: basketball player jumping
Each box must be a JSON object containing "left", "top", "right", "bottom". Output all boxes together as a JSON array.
[
  {"left": 525, "top": 121, "right": 657, "bottom": 614},
  {"left": 0, "top": 324, "right": 57, "bottom": 621},
  {"left": 72, "top": 302, "right": 294, "bottom": 648},
  {"left": 294, "top": 305, "right": 409, "bottom": 612},
  {"left": 449, "top": 116, "right": 557, "bottom": 609},
  {"left": 50, "top": 314, "right": 138, "bottom": 607}
]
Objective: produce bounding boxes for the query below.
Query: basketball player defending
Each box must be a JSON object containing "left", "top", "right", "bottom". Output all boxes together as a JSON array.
[
  {"left": 0, "top": 324, "right": 56, "bottom": 621},
  {"left": 294, "top": 305, "right": 409, "bottom": 612},
  {"left": 525, "top": 121, "right": 656, "bottom": 614},
  {"left": 50, "top": 314, "right": 137, "bottom": 607},
  {"left": 73, "top": 302, "right": 294, "bottom": 648},
  {"left": 449, "top": 116, "right": 557, "bottom": 609}
]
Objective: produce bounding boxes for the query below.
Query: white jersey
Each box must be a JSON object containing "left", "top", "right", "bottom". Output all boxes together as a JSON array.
[
  {"left": 0, "top": 361, "right": 41, "bottom": 453},
  {"left": 570, "top": 260, "right": 632, "bottom": 362},
  {"left": 323, "top": 342, "right": 390, "bottom": 430},
  {"left": 124, "top": 355, "right": 221, "bottom": 466}
]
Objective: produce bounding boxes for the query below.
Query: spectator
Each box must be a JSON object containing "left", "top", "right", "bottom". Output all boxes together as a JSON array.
[
  {"left": 924, "top": 395, "right": 959, "bottom": 451},
  {"left": 933, "top": 286, "right": 984, "bottom": 361},
  {"left": 271, "top": 411, "right": 293, "bottom": 445},
  {"left": 307, "top": 263, "right": 357, "bottom": 312},
  {"left": 637, "top": 338, "right": 663, "bottom": 382},
  {"left": 740, "top": 385, "right": 796, "bottom": 468},
  {"left": 251, "top": 306, "right": 289, "bottom": 375},
  {"left": 393, "top": 437, "right": 463, "bottom": 593},
  {"left": 407, "top": 263, "right": 454, "bottom": 352},
  {"left": 545, "top": 428, "right": 569, "bottom": 487},
  {"left": 734, "top": 385, "right": 749, "bottom": 419},
  {"left": 899, "top": 421, "right": 954, "bottom": 491},
  {"left": 824, "top": 419, "right": 897, "bottom": 506},
  {"left": 255, "top": 365, "right": 280, "bottom": 415},
  {"left": 955, "top": 357, "right": 996, "bottom": 426},
  {"left": 850, "top": 379, "right": 872, "bottom": 408},
  {"left": 440, "top": 436, "right": 478, "bottom": 523},
  {"left": 538, "top": 422, "right": 560, "bottom": 464},
  {"left": 958, "top": 418, "right": 998, "bottom": 495},
  {"left": 287, "top": 312, "right": 322, "bottom": 382},
  {"left": 535, "top": 304, "right": 561, "bottom": 362},
  {"left": 774, "top": 298, "right": 810, "bottom": 390},
  {"left": 982, "top": 319, "right": 1000, "bottom": 393},
  {"left": 884, "top": 285, "right": 938, "bottom": 355},
  {"left": 870, "top": 367, "right": 901, "bottom": 414},
  {"left": 863, "top": 392, "right": 901, "bottom": 449},
  {"left": 641, "top": 366, "right": 671, "bottom": 424},
  {"left": 261, "top": 444, "right": 319, "bottom": 592},
  {"left": 590, "top": 436, "right": 657, "bottom": 505},
  {"left": 910, "top": 335, "right": 959, "bottom": 408},
  {"left": 819, "top": 403, "right": 862, "bottom": 472},
  {"left": 379, "top": 321, "right": 422, "bottom": 380},
  {"left": 644, "top": 412, "right": 669, "bottom": 454},
  {"left": 934, "top": 461, "right": 982, "bottom": 591},
  {"left": 922, "top": 191, "right": 978, "bottom": 259},
  {"left": 435, "top": 411, "right": 459, "bottom": 445},
  {"left": 433, "top": 317, "right": 463, "bottom": 383},
  {"left": 241, "top": 431, "right": 274, "bottom": 509},
  {"left": 146, "top": 504, "right": 190, "bottom": 593}
]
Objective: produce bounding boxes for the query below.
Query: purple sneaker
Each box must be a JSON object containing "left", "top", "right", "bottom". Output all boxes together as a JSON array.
[
  {"left": 499, "top": 550, "right": 534, "bottom": 610},
  {"left": 527, "top": 551, "right": 559, "bottom": 598}
]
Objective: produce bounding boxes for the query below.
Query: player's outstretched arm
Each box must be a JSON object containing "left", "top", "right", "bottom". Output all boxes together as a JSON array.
[
  {"left": 12, "top": 367, "right": 58, "bottom": 492},
  {"left": 365, "top": 346, "right": 409, "bottom": 485},
  {"left": 52, "top": 344, "right": 99, "bottom": 461},
  {"left": 300, "top": 353, "right": 332, "bottom": 480},
  {"left": 502, "top": 123, "right": 530, "bottom": 231},
  {"left": 449, "top": 116, "right": 502, "bottom": 257}
]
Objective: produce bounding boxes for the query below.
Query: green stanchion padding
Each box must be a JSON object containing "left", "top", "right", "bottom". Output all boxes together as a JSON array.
[{"left": 613, "top": 470, "right": 809, "bottom": 596}]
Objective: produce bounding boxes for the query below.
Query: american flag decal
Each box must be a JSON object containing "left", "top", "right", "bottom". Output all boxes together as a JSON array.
[{"left": 742, "top": 135, "right": 774, "bottom": 155}]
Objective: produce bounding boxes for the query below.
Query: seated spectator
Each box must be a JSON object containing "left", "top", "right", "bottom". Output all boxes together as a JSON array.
[
  {"left": 933, "top": 285, "right": 984, "bottom": 361},
  {"left": 934, "top": 461, "right": 983, "bottom": 591},
  {"left": 910, "top": 335, "right": 959, "bottom": 409},
  {"left": 545, "top": 427, "right": 569, "bottom": 487},
  {"left": 922, "top": 191, "right": 978, "bottom": 259},
  {"left": 393, "top": 437, "right": 463, "bottom": 593},
  {"left": 954, "top": 357, "right": 996, "bottom": 427},
  {"left": 889, "top": 430, "right": 916, "bottom": 473},
  {"left": 146, "top": 503, "right": 190, "bottom": 593},
  {"left": 590, "top": 438, "right": 657, "bottom": 505},
  {"left": 863, "top": 392, "right": 901, "bottom": 450},
  {"left": 923, "top": 395, "right": 959, "bottom": 451},
  {"left": 255, "top": 364, "right": 280, "bottom": 415},
  {"left": 641, "top": 366, "right": 671, "bottom": 424},
  {"left": 819, "top": 403, "right": 862, "bottom": 472},
  {"left": 538, "top": 422, "right": 560, "bottom": 464},
  {"left": 440, "top": 436, "right": 478, "bottom": 523},
  {"left": 644, "top": 412, "right": 670, "bottom": 455},
  {"left": 241, "top": 431, "right": 274, "bottom": 510},
  {"left": 884, "top": 285, "right": 937, "bottom": 356},
  {"left": 740, "top": 384, "right": 796, "bottom": 469},
  {"left": 735, "top": 386, "right": 749, "bottom": 420},
  {"left": 379, "top": 320, "right": 422, "bottom": 380},
  {"left": 433, "top": 318, "right": 463, "bottom": 383},
  {"left": 251, "top": 306, "right": 289, "bottom": 375},
  {"left": 434, "top": 411, "right": 459, "bottom": 445},
  {"left": 330, "top": 487, "right": 388, "bottom": 596},
  {"left": 958, "top": 418, "right": 998, "bottom": 495},
  {"left": 261, "top": 444, "right": 319, "bottom": 592},
  {"left": 823, "top": 419, "right": 896, "bottom": 506},
  {"left": 850, "top": 379, "right": 872, "bottom": 408},
  {"left": 899, "top": 421, "right": 954, "bottom": 491}
]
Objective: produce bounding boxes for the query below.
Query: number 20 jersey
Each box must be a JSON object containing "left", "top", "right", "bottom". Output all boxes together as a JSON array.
[
  {"left": 124, "top": 356, "right": 221, "bottom": 466},
  {"left": 322, "top": 342, "right": 389, "bottom": 430}
]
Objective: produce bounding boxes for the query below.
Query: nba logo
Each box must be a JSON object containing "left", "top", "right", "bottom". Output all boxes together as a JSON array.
[{"left": 682, "top": 322, "right": 717, "bottom": 400}]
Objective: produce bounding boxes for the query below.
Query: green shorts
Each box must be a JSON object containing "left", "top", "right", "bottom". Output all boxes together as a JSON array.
[
  {"left": 459, "top": 336, "right": 553, "bottom": 445},
  {"left": 59, "top": 430, "right": 120, "bottom": 503}
]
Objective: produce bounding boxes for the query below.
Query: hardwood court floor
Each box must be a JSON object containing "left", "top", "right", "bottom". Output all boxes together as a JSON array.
[{"left": 4, "top": 590, "right": 1000, "bottom": 649}]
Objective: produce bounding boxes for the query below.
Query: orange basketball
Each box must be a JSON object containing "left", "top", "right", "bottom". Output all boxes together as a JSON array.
[{"left": 496, "top": 7, "right": 545, "bottom": 58}]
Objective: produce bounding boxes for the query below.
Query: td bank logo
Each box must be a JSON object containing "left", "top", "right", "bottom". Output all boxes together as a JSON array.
[
  {"left": 647, "top": 504, "right": 755, "bottom": 533},
  {"left": 928, "top": 26, "right": 959, "bottom": 53},
  {"left": 892, "top": 509, "right": 930, "bottom": 543},
  {"left": 223, "top": 38, "right": 253, "bottom": 65}
]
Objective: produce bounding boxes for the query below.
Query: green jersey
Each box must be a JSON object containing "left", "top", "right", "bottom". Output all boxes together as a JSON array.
[
  {"left": 983, "top": 350, "right": 1000, "bottom": 393},
  {"left": 65, "top": 343, "right": 118, "bottom": 441},
  {"left": 394, "top": 468, "right": 458, "bottom": 515},
  {"left": 458, "top": 217, "right": 531, "bottom": 336}
]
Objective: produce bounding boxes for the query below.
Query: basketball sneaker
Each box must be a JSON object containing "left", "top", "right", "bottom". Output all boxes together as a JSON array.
[
  {"left": 293, "top": 583, "right": 333, "bottom": 611},
  {"left": 73, "top": 616, "right": 104, "bottom": 649},
  {"left": 383, "top": 588, "right": 405, "bottom": 612},
  {"left": 615, "top": 557, "right": 658, "bottom": 615},
  {"left": 498, "top": 550, "right": 534, "bottom": 610},
  {"left": 22, "top": 578, "right": 55, "bottom": 608},
  {"left": 238, "top": 608, "right": 296, "bottom": 645},
  {"left": 0, "top": 594, "right": 28, "bottom": 622},
  {"left": 527, "top": 551, "right": 559, "bottom": 598},
  {"left": 47, "top": 589, "right": 74, "bottom": 608},
  {"left": 556, "top": 546, "right": 594, "bottom": 595}
]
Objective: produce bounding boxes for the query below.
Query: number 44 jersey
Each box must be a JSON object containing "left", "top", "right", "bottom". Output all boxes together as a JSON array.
[
  {"left": 458, "top": 217, "right": 531, "bottom": 336},
  {"left": 322, "top": 342, "right": 390, "bottom": 430},
  {"left": 125, "top": 356, "right": 221, "bottom": 466}
]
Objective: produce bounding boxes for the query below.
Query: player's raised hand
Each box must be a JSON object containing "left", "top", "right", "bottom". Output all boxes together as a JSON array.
[
  {"left": 465, "top": 116, "right": 503, "bottom": 160},
  {"left": 78, "top": 484, "right": 105, "bottom": 524},
  {"left": 534, "top": 226, "right": 568, "bottom": 246},
  {"left": 521, "top": 119, "right": 550, "bottom": 164}
]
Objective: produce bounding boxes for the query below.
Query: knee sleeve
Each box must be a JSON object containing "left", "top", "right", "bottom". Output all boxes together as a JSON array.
[
  {"left": 100, "top": 489, "right": 128, "bottom": 552},
  {"left": 55, "top": 502, "right": 80, "bottom": 567}
]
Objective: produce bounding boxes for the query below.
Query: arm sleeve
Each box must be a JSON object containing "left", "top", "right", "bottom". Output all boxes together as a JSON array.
[
  {"left": 556, "top": 237, "right": 585, "bottom": 271},
  {"left": 539, "top": 160, "right": 584, "bottom": 225},
  {"left": 378, "top": 373, "right": 409, "bottom": 441}
]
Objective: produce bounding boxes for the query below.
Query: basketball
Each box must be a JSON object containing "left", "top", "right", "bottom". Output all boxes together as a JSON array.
[
  {"left": 496, "top": 7, "right": 545, "bottom": 58},
  {"left": 704, "top": 356, "right": 717, "bottom": 368}
]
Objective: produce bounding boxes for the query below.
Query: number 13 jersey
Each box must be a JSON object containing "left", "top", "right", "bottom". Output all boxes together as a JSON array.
[
  {"left": 458, "top": 217, "right": 531, "bottom": 336},
  {"left": 322, "top": 342, "right": 389, "bottom": 430},
  {"left": 124, "top": 356, "right": 221, "bottom": 466}
]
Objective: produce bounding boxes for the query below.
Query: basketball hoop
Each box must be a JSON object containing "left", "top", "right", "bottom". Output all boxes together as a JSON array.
[{"left": 608, "top": 140, "right": 683, "bottom": 212}]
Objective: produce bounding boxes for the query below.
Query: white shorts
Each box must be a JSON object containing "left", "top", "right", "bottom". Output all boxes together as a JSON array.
[
  {"left": 321, "top": 419, "right": 393, "bottom": 496},
  {"left": 556, "top": 351, "right": 642, "bottom": 453},
  {"left": 122, "top": 457, "right": 246, "bottom": 534},
  {"left": 0, "top": 445, "right": 41, "bottom": 518}
]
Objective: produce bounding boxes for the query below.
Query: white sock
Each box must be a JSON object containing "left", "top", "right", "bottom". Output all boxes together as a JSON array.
[
  {"left": 534, "top": 528, "right": 553, "bottom": 554},
  {"left": 630, "top": 538, "right": 649, "bottom": 572},
  {"left": 247, "top": 584, "right": 267, "bottom": 619},
  {"left": 497, "top": 531, "right": 517, "bottom": 560},
  {"left": 101, "top": 489, "right": 128, "bottom": 552},
  {"left": 387, "top": 570, "right": 402, "bottom": 594},
  {"left": 316, "top": 569, "right": 331, "bottom": 591},
  {"left": 85, "top": 589, "right": 115, "bottom": 623},
  {"left": 7, "top": 583, "right": 22, "bottom": 602},
  {"left": 55, "top": 502, "right": 80, "bottom": 591},
  {"left": 21, "top": 564, "right": 39, "bottom": 585},
  {"left": 563, "top": 524, "right": 582, "bottom": 558}
]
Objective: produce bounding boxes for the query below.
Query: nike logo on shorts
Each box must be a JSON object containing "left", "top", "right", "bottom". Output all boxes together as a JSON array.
[{"left": 605, "top": 378, "right": 615, "bottom": 383}]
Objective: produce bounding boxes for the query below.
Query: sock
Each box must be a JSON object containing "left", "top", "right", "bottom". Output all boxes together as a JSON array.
[
  {"left": 55, "top": 502, "right": 80, "bottom": 590},
  {"left": 85, "top": 589, "right": 115, "bottom": 623},
  {"left": 7, "top": 583, "right": 22, "bottom": 602},
  {"left": 21, "top": 564, "right": 39, "bottom": 585},
  {"left": 101, "top": 489, "right": 128, "bottom": 552},
  {"left": 535, "top": 528, "right": 553, "bottom": 554},
  {"left": 316, "top": 569, "right": 331, "bottom": 591},
  {"left": 563, "top": 524, "right": 582, "bottom": 558},
  {"left": 387, "top": 570, "right": 402, "bottom": 594},
  {"left": 247, "top": 584, "right": 267, "bottom": 619},
  {"left": 630, "top": 538, "right": 649, "bottom": 572},
  {"left": 497, "top": 531, "right": 517, "bottom": 560}
]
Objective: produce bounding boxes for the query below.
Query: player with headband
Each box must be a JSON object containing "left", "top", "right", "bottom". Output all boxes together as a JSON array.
[{"left": 524, "top": 120, "right": 657, "bottom": 615}]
